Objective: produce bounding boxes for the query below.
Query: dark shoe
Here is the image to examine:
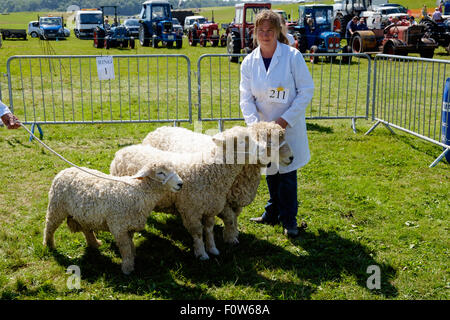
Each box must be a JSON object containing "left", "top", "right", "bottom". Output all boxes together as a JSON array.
[
  {"left": 284, "top": 227, "right": 300, "bottom": 238},
  {"left": 250, "top": 216, "right": 278, "bottom": 226}
]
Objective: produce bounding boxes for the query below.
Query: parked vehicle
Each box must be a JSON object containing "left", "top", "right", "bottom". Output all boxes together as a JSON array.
[
  {"left": 172, "top": 18, "right": 183, "bottom": 36},
  {"left": 93, "top": 6, "right": 135, "bottom": 49},
  {"left": 187, "top": 15, "right": 223, "bottom": 47},
  {"left": 225, "top": 2, "right": 272, "bottom": 62},
  {"left": 37, "top": 16, "right": 69, "bottom": 40},
  {"left": 184, "top": 15, "right": 207, "bottom": 34},
  {"left": 0, "top": 28, "right": 27, "bottom": 40},
  {"left": 293, "top": 4, "right": 349, "bottom": 63},
  {"left": 28, "top": 21, "right": 40, "bottom": 38},
  {"left": 374, "top": 3, "right": 409, "bottom": 14},
  {"left": 138, "top": 0, "right": 182, "bottom": 49},
  {"left": 123, "top": 18, "right": 140, "bottom": 38},
  {"left": 74, "top": 9, "right": 103, "bottom": 39},
  {"left": 350, "top": 23, "right": 437, "bottom": 58}
]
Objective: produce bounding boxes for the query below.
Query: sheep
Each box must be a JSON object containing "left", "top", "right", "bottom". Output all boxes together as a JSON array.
[
  {"left": 43, "top": 162, "right": 183, "bottom": 275},
  {"left": 141, "top": 122, "right": 293, "bottom": 244},
  {"left": 110, "top": 126, "right": 270, "bottom": 260}
]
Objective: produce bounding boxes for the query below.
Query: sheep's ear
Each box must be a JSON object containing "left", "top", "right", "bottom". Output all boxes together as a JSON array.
[
  {"left": 130, "top": 167, "right": 151, "bottom": 180},
  {"left": 212, "top": 133, "right": 225, "bottom": 146}
]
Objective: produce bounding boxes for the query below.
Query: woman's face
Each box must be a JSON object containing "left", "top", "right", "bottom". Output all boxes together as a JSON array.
[{"left": 257, "top": 20, "right": 277, "bottom": 49}]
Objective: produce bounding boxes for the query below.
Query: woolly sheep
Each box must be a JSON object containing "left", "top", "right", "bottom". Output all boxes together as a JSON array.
[
  {"left": 43, "top": 162, "right": 183, "bottom": 275},
  {"left": 110, "top": 126, "right": 269, "bottom": 260},
  {"left": 141, "top": 122, "right": 293, "bottom": 244}
]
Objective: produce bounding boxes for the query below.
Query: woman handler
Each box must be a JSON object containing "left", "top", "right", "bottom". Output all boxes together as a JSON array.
[{"left": 239, "top": 10, "right": 314, "bottom": 237}]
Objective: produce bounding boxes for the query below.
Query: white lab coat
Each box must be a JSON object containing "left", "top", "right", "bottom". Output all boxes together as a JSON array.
[
  {"left": 240, "top": 41, "right": 314, "bottom": 174},
  {"left": 0, "top": 100, "right": 11, "bottom": 117}
]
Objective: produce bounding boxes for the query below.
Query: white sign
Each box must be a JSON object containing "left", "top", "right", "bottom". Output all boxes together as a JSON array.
[
  {"left": 96, "top": 56, "right": 115, "bottom": 81},
  {"left": 267, "top": 87, "right": 289, "bottom": 104}
]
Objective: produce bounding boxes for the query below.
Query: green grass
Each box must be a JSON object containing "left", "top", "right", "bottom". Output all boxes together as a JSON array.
[{"left": 0, "top": 9, "right": 449, "bottom": 300}]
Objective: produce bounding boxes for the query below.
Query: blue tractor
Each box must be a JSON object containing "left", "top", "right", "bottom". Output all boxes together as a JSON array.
[
  {"left": 138, "top": 0, "right": 182, "bottom": 49},
  {"left": 293, "top": 4, "right": 351, "bottom": 63},
  {"left": 93, "top": 6, "right": 135, "bottom": 49}
]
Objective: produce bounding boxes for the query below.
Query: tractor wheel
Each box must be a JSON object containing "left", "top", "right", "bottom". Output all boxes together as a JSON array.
[
  {"left": 211, "top": 39, "right": 219, "bottom": 47},
  {"left": 341, "top": 45, "right": 352, "bottom": 64},
  {"left": 351, "top": 35, "right": 363, "bottom": 54},
  {"left": 383, "top": 41, "right": 396, "bottom": 55},
  {"left": 419, "top": 19, "right": 438, "bottom": 34},
  {"left": 419, "top": 48, "right": 435, "bottom": 59},
  {"left": 220, "top": 34, "right": 226, "bottom": 47},
  {"left": 130, "top": 37, "right": 135, "bottom": 49},
  {"left": 296, "top": 33, "right": 307, "bottom": 53},
  {"left": 31, "top": 32, "right": 38, "bottom": 38},
  {"left": 166, "top": 41, "right": 174, "bottom": 48},
  {"left": 333, "top": 15, "right": 351, "bottom": 39},
  {"left": 309, "top": 45, "right": 319, "bottom": 64},
  {"left": 200, "top": 34, "right": 207, "bottom": 47},
  {"left": 120, "top": 40, "right": 128, "bottom": 48},
  {"left": 176, "top": 38, "right": 183, "bottom": 49},
  {"left": 188, "top": 30, "right": 197, "bottom": 46},
  {"left": 105, "top": 38, "right": 110, "bottom": 49},
  {"left": 139, "top": 24, "right": 150, "bottom": 47},
  {"left": 227, "top": 33, "right": 240, "bottom": 63},
  {"left": 152, "top": 36, "right": 159, "bottom": 48}
]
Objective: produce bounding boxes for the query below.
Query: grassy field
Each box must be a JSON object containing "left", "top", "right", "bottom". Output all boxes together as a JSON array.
[{"left": 0, "top": 7, "right": 449, "bottom": 301}]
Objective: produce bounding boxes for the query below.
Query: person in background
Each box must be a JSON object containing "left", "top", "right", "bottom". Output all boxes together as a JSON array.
[
  {"left": 432, "top": 7, "right": 443, "bottom": 22},
  {"left": 0, "top": 100, "right": 21, "bottom": 129},
  {"left": 409, "top": 16, "right": 417, "bottom": 25},
  {"left": 345, "top": 16, "right": 359, "bottom": 44},
  {"left": 240, "top": 10, "right": 314, "bottom": 238},
  {"left": 356, "top": 17, "right": 368, "bottom": 30},
  {"left": 422, "top": 4, "right": 428, "bottom": 18}
]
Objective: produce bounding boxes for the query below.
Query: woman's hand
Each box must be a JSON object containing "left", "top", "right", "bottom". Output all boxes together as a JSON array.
[
  {"left": 1, "top": 113, "right": 21, "bottom": 129},
  {"left": 275, "top": 117, "right": 288, "bottom": 129}
]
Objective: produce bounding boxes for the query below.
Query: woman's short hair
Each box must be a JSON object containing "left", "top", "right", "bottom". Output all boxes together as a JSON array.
[{"left": 253, "top": 10, "right": 289, "bottom": 47}]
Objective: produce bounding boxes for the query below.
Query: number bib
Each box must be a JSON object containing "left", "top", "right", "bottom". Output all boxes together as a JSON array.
[{"left": 268, "top": 87, "right": 289, "bottom": 104}]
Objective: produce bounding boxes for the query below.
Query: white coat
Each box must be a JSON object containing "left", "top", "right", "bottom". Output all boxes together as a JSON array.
[{"left": 240, "top": 41, "right": 314, "bottom": 174}]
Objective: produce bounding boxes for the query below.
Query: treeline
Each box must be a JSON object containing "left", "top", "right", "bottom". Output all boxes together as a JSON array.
[{"left": 0, "top": 0, "right": 240, "bottom": 15}]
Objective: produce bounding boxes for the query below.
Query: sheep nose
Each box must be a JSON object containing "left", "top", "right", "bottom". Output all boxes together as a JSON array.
[
  {"left": 289, "top": 156, "right": 294, "bottom": 161},
  {"left": 177, "top": 183, "right": 183, "bottom": 189}
]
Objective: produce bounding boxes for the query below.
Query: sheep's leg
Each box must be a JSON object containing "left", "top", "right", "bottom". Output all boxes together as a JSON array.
[
  {"left": 203, "top": 216, "right": 219, "bottom": 256},
  {"left": 128, "top": 231, "right": 136, "bottom": 256},
  {"left": 220, "top": 205, "right": 241, "bottom": 245},
  {"left": 43, "top": 207, "right": 66, "bottom": 249},
  {"left": 112, "top": 231, "right": 135, "bottom": 275},
  {"left": 82, "top": 230, "right": 102, "bottom": 249},
  {"left": 180, "top": 214, "right": 209, "bottom": 260}
]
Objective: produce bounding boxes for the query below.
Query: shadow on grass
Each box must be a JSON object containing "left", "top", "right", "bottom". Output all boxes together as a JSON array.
[
  {"left": 306, "top": 123, "right": 333, "bottom": 134},
  {"left": 50, "top": 214, "right": 398, "bottom": 299}
]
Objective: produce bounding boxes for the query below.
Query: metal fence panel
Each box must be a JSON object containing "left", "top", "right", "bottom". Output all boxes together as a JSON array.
[
  {"left": 6, "top": 54, "right": 192, "bottom": 125},
  {"left": 369, "top": 54, "right": 450, "bottom": 166},
  {"left": 197, "top": 53, "right": 371, "bottom": 127}
]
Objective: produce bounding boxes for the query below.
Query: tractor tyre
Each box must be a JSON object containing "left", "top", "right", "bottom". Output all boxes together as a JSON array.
[
  {"left": 105, "top": 38, "right": 110, "bottom": 49},
  {"left": 227, "top": 33, "right": 240, "bottom": 63},
  {"left": 188, "top": 30, "right": 197, "bottom": 46},
  {"left": 176, "top": 38, "right": 183, "bottom": 49},
  {"left": 31, "top": 32, "right": 38, "bottom": 38},
  {"left": 200, "top": 34, "right": 207, "bottom": 47},
  {"left": 130, "top": 37, "right": 135, "bottom": 49},
  {"left": 351, "top": 34, "right": 363, "bottom": 54},
  {"left": 120, "top": 40, "right": 128, "bottom": 48},
  {"left": 152, "top": 36, "right": 159, "bottom": 48},
  {"left": 309, "top": 45, "right": 319, "bottom": 64},
  {"left": 419, "top": 19, "right": 438, "bottom": 34},
  {"left": 220, "top": 34, "right": 226, "bottom": 47},
  {"left": 139, "top": 24, "right": 150, "bottom": 47},
  {"left": 333, "top": 15, "right": 351, "bottom": 39},
  {"left": 297, "top": 33, "right": 307, "bottom": 53},
  {"left": 211, "top": 39, "right": 219, "bottom": 47},
  {"left": 167, "top": 41, "right": 174, "bottom": 48},
  {"left": 419, "top": 48, "right": 435, "bottom": 59},
  {"left": 341, "top": 45, "right": 352, "bottom": 64}
]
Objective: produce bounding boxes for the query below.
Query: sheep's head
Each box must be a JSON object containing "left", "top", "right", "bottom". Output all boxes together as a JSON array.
[
  {"left": 131, "top": 163, "right": 183, "bottom": 192},
  {"left": 248, "top": 122, "right": 294, "bottom": 166},
  {"left": 211, "top": 126, "right": 268, "bottom": 165}
]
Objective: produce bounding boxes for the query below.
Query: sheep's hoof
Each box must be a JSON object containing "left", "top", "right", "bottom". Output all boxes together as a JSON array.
[
  {"left": 224, "top": 237, "right": 239, "bottom": 245},
  {"left": 197, "top": 253, "right": 210, "bottom": 261},
  {"left": 208, "top": 247, "right": 220, "bottom": 256},
  {"left": 121, "top": 264, "right": 134, "bottom": 275}
]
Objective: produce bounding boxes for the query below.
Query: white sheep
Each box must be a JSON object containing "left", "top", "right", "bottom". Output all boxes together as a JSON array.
[
  {"left": 43, "top": 162, "right": 183, "bottom": 275},
  {"left": 141, "top": 122, "right": 293, "bottom": 244},
  {"left": 110, "top": 125, "right": 270, "bottom": 260}
]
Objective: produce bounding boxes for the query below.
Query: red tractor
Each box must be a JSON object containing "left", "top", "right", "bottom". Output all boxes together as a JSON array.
[
  {"left": 351, "top": 23, "right": 437, "bottom": 58},
  {"left": 187, "top": 15, "right": 224, "bottom": 47},
  {"left": 225, "top": 2, "right": 272, "bottom": 62}
]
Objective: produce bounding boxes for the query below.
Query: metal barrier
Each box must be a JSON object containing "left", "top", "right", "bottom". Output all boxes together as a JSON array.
[
  {"left": 6, "top": 54, "right": 192, "bottom": 125},
  {"left": 367, "top": 54, "right": 450, "bottom": 167},
  {"left": 197, "top": 53, "right": 372, "bottom": 132}
]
